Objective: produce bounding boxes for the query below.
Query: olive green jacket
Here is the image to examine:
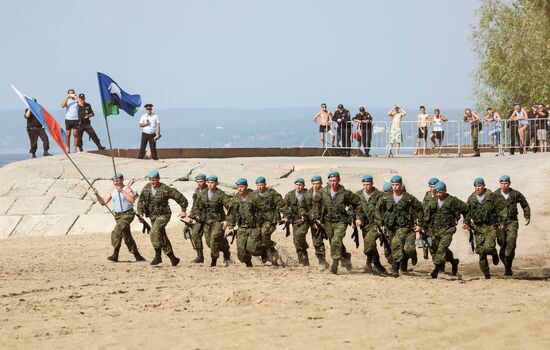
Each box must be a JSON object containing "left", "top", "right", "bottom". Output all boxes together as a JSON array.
[
  {"left": 493, "top": 188, "right": 530, "bottom": 223},
  {"left": 137, "top": 183, "right": 188, "bottom": 217},
  {"left": 193, "top": 188, "right": 231, "bottom": 223},
  {"left": 226, "top": 189, "right": 262, "bottom": 229},
  {"left": 423, "top": 194, "right": 468, "bottom": 229},
  {"left": 355, "top": 188, "right": 384, "bottom": 225},
  {"left": 464, "top": 189, "right": 505, "bottom": 226},
  {"left": 375, "top": 191, "right": 423, "bottom": 229}
]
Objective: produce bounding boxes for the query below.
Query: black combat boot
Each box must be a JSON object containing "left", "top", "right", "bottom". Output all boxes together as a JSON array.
[
  {"left": 150, "top": 249, "right": 162, "bottom": 265},
  {"left": 210, "top": 257, "right": 218, "bottom": 267},
  {"left": 430, "top": 264, "right": 440, "bottom": 279},
  {"left": 400, "top": 258, "right": 409, "bottom": 273},
  {"left": 451, "top": 258, "right": 460, "bottom": 276},
  {"left": 191, "top": 250, "right": 204, "bottom": 264},
  {"left": 301, "top": 252, "right": 310, "bottom": 266},
  {"left": 134, "top": 251, "right": 146, "bottom": 262},
  {"left": 364, "top": 255, "right": 373, "bottom": 273},
  {"left": 504, "top": 260, "right": 513, "bottom": 276},
  {"left": 318, "top": 256, "right": 329, "bottom": 270},
  {"left": 439, "top": 264, "right": 446, "bottom": 272},
  {"left": 245, "top": 260, "right": 253, "bottom": 267},
  {"left": 223, "top": 249, "right": 231, "bottom": 267},
  {"left": 330, "top": 260, "right": 339, "bottom": 274},
  {"left": 483, "top": 270, "right": 491, "bottom": 279},
  {"left": 391, "top": 262, "right": 400, "bottom": 277},
  {"left": 373, "top": 258, "right": 387, "bottom": 274},
  {"left": 167, "top": 252, "right": 180, "bottom": 266},
  {"left": 411, "top": 254, "right": 418, "bottom": 266},
  {"left": 107, "top": 246, "right": 120, "bottom": 262},
  {"left": 492, "top": 252, "right": 499, "bottom": 265},
  {"left": 261, "top": 250, "right": 269, "bottom": 264},
  {"left": 341, "top": 252, "right": 352, "bottom": 271}
]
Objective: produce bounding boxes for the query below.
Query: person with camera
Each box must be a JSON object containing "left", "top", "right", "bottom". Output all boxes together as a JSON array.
[
  {"left": 138, "top": 103, "right": 160, "bottom": 160},
  {"left": 76, "top": 93, "right": 105, "bottom": 152},
  {"left": 332, "top": 104, "right": 351, "bottom": 155},
  {"left": 24, "top": 99, "right": 52, "bottom": 158},
  {"left": 464, "top": 108, "right": 481, "bottom": 157},
  {"left": 60, "top": 88, "right": 80, "bottom": 153},
  {"left": 353, "top": 107, "right": 373, "bottom": 156}
]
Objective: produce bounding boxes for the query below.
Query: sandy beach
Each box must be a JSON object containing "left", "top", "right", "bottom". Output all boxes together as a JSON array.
[{"left": 0, "top": 153, "right": 549, "bottom": 349}]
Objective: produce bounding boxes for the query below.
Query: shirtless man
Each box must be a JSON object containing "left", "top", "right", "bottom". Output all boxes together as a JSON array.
[
  {"left": 313, "top": 103, "right": 334, "bottom": 147},
  {"left": 414, "top": 106, "right": 430, "bottom": 155},
  {"left": 387, "top": 104, "right": 407, "bottom": 157}
]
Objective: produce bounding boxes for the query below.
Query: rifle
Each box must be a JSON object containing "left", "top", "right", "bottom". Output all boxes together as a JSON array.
[
  {"left": 351, "top": 224, "right": 360, "bottom": 249},
  {"left": 135, "top": 213, "right": 151, "bottom": 234},
  {"left": 278, "top": 219, "right": 291, "bottom": 237},
  {"left": 468, "top": 227, "right": 476, "bottom": 252},
  {"left": 419, "top": 231, "right": 430, "bottom": 260},
  {"left": 226, "top": 228, "right": 237, "bottom": 244},
  {"left": 179, "top": 218, "right": 197, "bottom": 250},
  {"left": 312, "top": 219, "right": 328, "bottom": 240},
  {"left": 377, "top": 226, "right": 390, "bottom": 250}
]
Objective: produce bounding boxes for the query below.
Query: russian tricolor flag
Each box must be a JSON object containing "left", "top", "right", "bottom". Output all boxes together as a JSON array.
[{"left": 12, "top": 85, "right": 67, "bottom": 154}]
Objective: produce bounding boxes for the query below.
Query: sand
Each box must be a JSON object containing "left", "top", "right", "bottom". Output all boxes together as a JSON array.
[{"left": 0, "top": 153, "right": 549, "bottom": 349}]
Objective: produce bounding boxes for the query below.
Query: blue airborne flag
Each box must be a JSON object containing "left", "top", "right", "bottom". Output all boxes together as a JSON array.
[{"left": 97, "top": 72, "right": 142, "bottom": 117}]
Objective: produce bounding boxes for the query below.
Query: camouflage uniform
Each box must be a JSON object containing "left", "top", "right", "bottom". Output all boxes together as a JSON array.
[
  {"left": 493, "top": 188, "right": 530, "bottom": 273},
  {"left": 376, "top": 191, "right": 423, "bottom": 275},
  {"left": 423, "top": 194, "right": 468, "bottom": 276},
  {"left": 318, "top": 185, "right": 360, "bottom": 271},
  {"left": 283, "top": 189, "right": 310, "bottom": 265},
  {"left": 189, "top": 186, "right": 208, "bottom": 254},
  {"left": 356, "top": 187, "right": 385, "bottom": 271},
  {"left": 111, "top": 209, "right": 138, "bottom": 254},
  {"left": 465, "top": 189, "right": 503, "bottom": 277},
  {"left": 227, "top": 189, "right": 263, "bottom": 266},
  {"left": 255, "top": 188, "right": 286, "bottom": 264},
  {"left": 193, "top": 188, "right": 232, "bottom": 265},
  {"left": 137, "top": 183, "right": 188, "bottom": 255},
  {"left": 304, "top": 188, "right": 328, "bottom": 265}
]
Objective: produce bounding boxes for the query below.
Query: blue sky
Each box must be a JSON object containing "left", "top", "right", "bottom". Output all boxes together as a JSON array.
[{"left": 1, "top": 0, "right": 481, "bottom": 110}]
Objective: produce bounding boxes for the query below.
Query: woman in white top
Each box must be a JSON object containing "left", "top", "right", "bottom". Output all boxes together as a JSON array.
[{"left": 429, "top": 108, "right": 448, "bottom": 156}]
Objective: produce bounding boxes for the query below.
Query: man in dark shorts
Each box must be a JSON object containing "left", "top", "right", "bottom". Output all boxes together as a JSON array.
[
  {"left": 24, "top": 99, "right": 52, "bottom": 158},
  {"left": 76, "top": 93, "right": 106, "bottom": 152},
  {"left": 353, "top": 107, "right": 373, "bottom": 156}
]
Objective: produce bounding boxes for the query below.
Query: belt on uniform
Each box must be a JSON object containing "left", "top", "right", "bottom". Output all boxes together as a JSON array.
[{"left": 115, "top": 208, "right": 135, "bottom": 214}]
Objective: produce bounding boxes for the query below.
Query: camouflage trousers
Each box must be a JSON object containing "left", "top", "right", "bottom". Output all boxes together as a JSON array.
[
  {"left": 429, "top": 227, "right": 456, "bottom": 266},
  {"left": 387, "top": 227, "right": 416, "bottom": 264},
  {"left": 473, "top": 224, "right": 497, "bottom": 273},
  {"left": 310, "top": 225, "right": 327, "bottom": 260},
  {"left": 260, "top": 222, "right": 277, "bottom": 257},
  {"left": 324, "top": 221, "right": 348, "bottom": 261},
  {"left": 190, "top": 221, "right": 205, "bottom": 251},
  {"left": 149, "top": 215, "right": 173, "bottom": 254},
  {"left": 112, "top": 210, "right": 138, "bottom": 254},
  {"left": 291, "top": 221, "right": 310, "bottom": 256},
  {"left": 362, "top": 223, "right": 380, "bottom": 261},
  {"left": 497, "top": 222, "right": 519, "bottom": 265},
  {"left": 236, "top": 226, "right": 263, "bottom": 264},
  {"left": 203, "top": 221, "right": 230, "bottom": 259}
]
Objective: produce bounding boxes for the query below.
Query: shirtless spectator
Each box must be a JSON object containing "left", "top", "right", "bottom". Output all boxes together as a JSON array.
[
  {"left": 387, "top": 104, "right": 406, "bottom": 157},
  {"left": 429, "top": 108, "right": 447, "bottom": 156},
  {"left": 414, "top": 105, "right": 430, "bottom": 155},
  {"left": 312, "top": 103, "right": 334, "bottom": 147},
  {"left": 484, "top": 107, "right": 502, "bottom": 148}
]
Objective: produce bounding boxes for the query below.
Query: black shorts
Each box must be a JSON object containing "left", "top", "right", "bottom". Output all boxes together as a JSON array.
[
  {"left": 65, "top": 119, "right": 80, "bottom": 131},
  {"left": 433, "top": 130, "right": 444, "bottom": 141},
  {"left": 417, "top": 127, "right": 428, "bottom": 139},
  {"left": 319, "top": 125, "right": 329, "bottom": 133}
]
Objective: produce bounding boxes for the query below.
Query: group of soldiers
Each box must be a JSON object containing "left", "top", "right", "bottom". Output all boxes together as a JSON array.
[{"left": 91, "top": 169, "right": 530, "bottom": 279}]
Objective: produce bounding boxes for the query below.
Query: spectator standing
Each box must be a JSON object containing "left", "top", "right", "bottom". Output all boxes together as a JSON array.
[
  {"left": 484, "top": 107, "right": 502, "bottom": 148},
  {"left": 535, "top": 104, "right": 548, "bottom": 152},
  {"left": 138, "top": 103, "right": 160, "bottom": 160},
  {"left": 413, "top": 106, "right": 430, "bottom": 155},
  {"left": 527, "top": 103, "right": 540, "bottom": 153},
  {"left": 387, "top": 104, "right": 407, "bottom": 157},
  {"left": 76, "top": 94, "right": 105, "bottom": 152},
  {"left": 429, "top": 108, "right": 447, "bottom": 156},
  {"left": 60, "top": 88, "right": 79, "bottom": 153},
  {"left": 513, "top": 103, "right": 529, "bottom": 154},
  {"left": 464, "top": 108, "right": 481, "bottom": 157},
  {"left": 333, "top": 104, "right": 351, "bottom": 155},
  {"left": 24, "top": 99, "right": 51, "bottom": 158},
  {"left": 352, "top": 106, "right": 373, "bottom": 157},
  {"left": 312, "top": 103, "right": 334, "bottom": 147}
]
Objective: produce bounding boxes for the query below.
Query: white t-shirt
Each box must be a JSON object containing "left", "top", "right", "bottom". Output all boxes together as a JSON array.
[
  {"left": 65, "top": 99, "right": 79, "bottom": 120},
  {"left": 140, "top": 113, "right": 160, "bottom": 135}
]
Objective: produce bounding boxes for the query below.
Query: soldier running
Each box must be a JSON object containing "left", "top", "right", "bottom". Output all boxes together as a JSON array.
[
  {"left": 422, "top": 181, "right": 468, "bottom": 278},
  {"left": 136, "top": 170, "right": 188, "bottom": 266},
  {"left": 188, "top": 173, "right": 208, "bottom": 263},
  {"left": 304, "top": 175, "right": 330, "bottom": 270},
  {"left": 92, "top": 172, "right": 146, "bottom": 263},
  {"left": 282, "top": 178, "right": 310, "bottom": 266},
  {"left": 493, "top": 175, "right": 530, "bottom": 276}
]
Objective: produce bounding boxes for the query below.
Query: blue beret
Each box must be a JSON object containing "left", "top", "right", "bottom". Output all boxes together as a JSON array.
[
  {"left": 255, "top": 176, "right": 266, "bottom": 184},
  {"left": 112, "top": 172, "right": 124, "bottom": 180},
  {"left": 311, "top": 175, "right": 322, "bottom": 182},
  {"left": 207, "top": 175, "right": 218, "bottom": 182},
  {"left": 428, "top": 177, "right": 439, "bottom": 185},
  {"left": 390, "top": 175, "right": 402, "bottom": 183},
  {"left": 146, "top": 169, "right": 160, "bottom": 178},
  {"left": 328, "top": 171, "right": 340, "bottom": 179},
  {"left": 235, "top": 178, "right": 248, "bottom": 186},
  {"left": 294, "top": 177, "right": 305, "bottom": 184},
  {"left": 194, "top": 173, "right": 206, "bottom": 181},
  {"left": 434, "top": 181, "right": 446, "bottom": 191},
  {"left": 362, "top": 175, "right": 374, "bottom": 183},
  {"left": 473, "top": 177, "right": 485, "bottom": 185},
  {"left": 383, "top": 182, "right": 392, "bottom": 192},
  {"left": 499, "top": 175, "right": 511, "bottom": 183}
]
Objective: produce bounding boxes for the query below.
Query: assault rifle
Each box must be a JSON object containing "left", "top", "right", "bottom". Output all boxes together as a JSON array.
[
  {"left": 351, "top": 224, "right": 360, "bottom": 249},
  {"left": 468, "top": 227, "right": 475, "bottom": 252},
  {"left": 278, "top": 219, "right": 291, "bottom": 237},
  {"left": 377, "top": 226, "right": 390, "bottom": 250},
  {"left": 226, "top": 228, "right": 237, "bottom": 244},
  {"left": 179, "top": 218, "right": 197, "bottom": 250},
  {"left": 135, "top": 213, "right": 151, "bottom": 234},
  {"left": 312, "top": 219, "right": 328, "bottom": 240},
  {"left": 419, "top": 231, "right": 430, "bottom": 260}
]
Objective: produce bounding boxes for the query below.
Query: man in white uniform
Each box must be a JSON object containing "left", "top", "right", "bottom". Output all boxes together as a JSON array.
[{"left": 138, "top": 103, "right": 160, "bottom": 160}]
